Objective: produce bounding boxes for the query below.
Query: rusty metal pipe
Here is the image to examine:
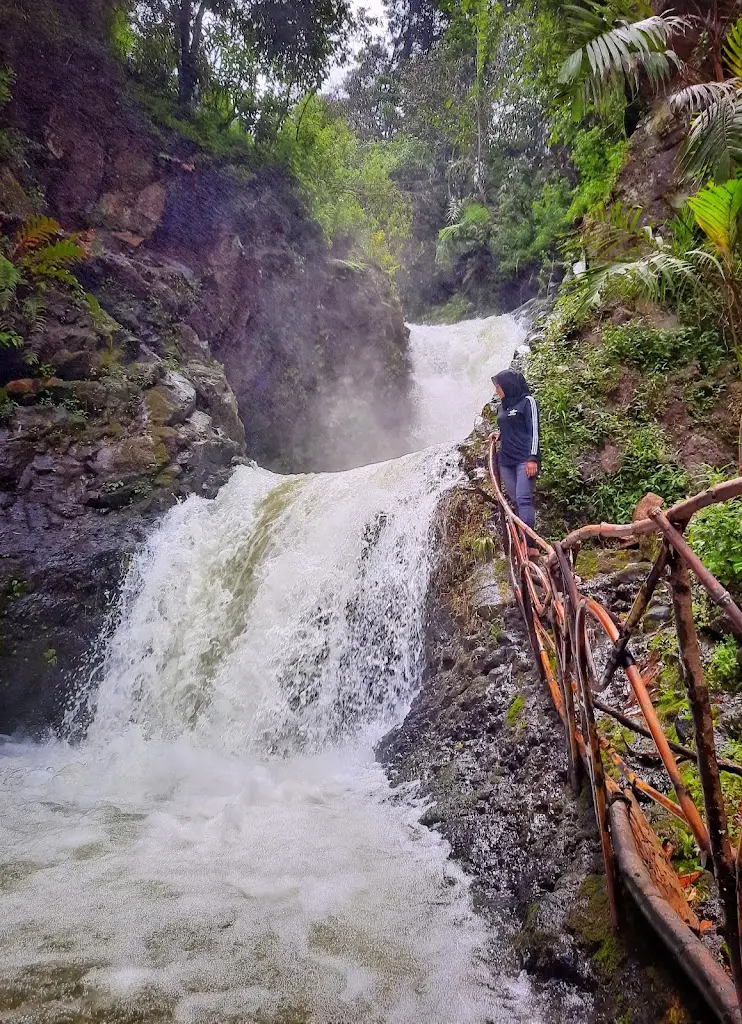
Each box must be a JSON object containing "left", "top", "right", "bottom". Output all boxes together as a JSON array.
[
  {"left": 593, "top": 698, "right": 742, "bottom": 778},
  {"left": 651, "top": 509, "right": 742, "bottom": 639},
  {"left": 598, "top": 544, "right": 669, "bottom": 691}
]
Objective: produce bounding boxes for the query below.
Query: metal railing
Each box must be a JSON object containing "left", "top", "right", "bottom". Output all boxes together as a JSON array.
[{"left": 486, "top": 438, "right": 742, "bottom": 1023}]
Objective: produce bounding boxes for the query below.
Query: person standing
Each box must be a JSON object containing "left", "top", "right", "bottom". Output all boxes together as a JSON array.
[{"left": 489, "top": 369, "right": 540, "bottom": 530}]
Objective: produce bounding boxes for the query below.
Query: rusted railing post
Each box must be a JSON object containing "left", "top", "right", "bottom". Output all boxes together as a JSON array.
[
  {"left": 575, "top": 599, "right": 619, "bottom": 928},
  {"left": 553, "top": 542, "right": 583, "bottom": 794},
  {"left": 668, "top": 550, "right": 742, "bottom": 1005},
  {"left": 599, "top": 544, "right": 669, "bottom": 691}
]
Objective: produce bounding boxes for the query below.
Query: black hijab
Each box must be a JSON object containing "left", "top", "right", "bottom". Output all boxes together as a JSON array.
[{"left": 492, "top": 369, "right": 530, "bottom": 410}]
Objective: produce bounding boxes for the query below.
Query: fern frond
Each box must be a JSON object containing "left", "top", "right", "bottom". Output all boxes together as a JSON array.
[
  {"left": 11, "top": 215, "right": 62, "bottom": 258},
  {"left": 21, "top": 295, "right": 47, "bottom": 332},
  {"left": 679, "top": 94, "right": 742, "bottom": 182},
  {"left": 0, "top": 254, "right": 20, "bottom": 311},
  {"left": 22, "top": 239, "right": 86, "bottom": 274},
  {"left": 27, "top": 266, "right": 80, "bottom": 288}
]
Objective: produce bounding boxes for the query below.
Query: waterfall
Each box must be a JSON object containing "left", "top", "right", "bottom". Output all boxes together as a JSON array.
[{"left": 0, "top": 314, "right": 555, "bottom": 1024}]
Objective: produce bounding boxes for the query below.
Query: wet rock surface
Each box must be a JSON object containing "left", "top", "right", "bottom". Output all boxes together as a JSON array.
[{"left": 379, "top": 475, "right": 707, "bottom": 1023}]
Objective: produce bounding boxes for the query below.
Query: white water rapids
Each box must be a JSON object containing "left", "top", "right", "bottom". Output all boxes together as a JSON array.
[{"left": 0, "top": 314, "right": 569, "bottom": 1024}]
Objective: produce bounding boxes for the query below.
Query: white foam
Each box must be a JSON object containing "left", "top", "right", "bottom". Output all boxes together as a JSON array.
[{"left": 0, "top": 315, "right": 556, "bottom": 1023}]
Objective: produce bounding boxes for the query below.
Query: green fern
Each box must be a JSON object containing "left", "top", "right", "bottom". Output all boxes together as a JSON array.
[
  {"left": 0, "top": 255, "right": 20, "bottom": 311},
  {"left": 21, "top": 238, "right": 86, "bottom": 277},
  {"left": 21, "top": 295, "right": 47, "bottom": 333},
  {"left": 10, "top": 215, "right": 65, "bottom": 259}
]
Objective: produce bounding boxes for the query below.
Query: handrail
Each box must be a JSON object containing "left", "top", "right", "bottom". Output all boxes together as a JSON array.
[{"left": 485, "top": 437, "right": 742, "bottom": 1022}]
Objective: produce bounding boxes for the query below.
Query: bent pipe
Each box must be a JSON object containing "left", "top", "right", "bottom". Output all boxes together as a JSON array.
[{"left": 610, "top": 798, "right": 742, "bottom": 1024}]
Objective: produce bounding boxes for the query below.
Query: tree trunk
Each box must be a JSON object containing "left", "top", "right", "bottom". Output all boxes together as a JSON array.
[{"left": 177, "top": 0, "right": 196, "bottom": 109}]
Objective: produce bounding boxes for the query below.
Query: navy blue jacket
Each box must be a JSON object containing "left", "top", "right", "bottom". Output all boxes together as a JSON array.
[{"left": 494, "top": 370, "right": 540, "bottom": 468}]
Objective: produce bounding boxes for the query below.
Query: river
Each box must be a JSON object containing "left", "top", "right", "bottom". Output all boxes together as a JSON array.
[{"left": 0, "top": 314, "right": 557, "bottom": 1023}]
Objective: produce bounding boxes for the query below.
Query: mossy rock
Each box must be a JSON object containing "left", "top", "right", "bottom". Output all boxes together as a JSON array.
[
  {"left": 575, "top": 546, "right": 642, "bottom": 581},
  {"left": 566, "top": 874, "right": 628, "bottom": 978}
]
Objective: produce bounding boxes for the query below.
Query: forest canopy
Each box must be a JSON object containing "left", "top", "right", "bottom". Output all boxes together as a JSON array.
[{"left": 109, "top": 0, "right": 742, "bottom": 318}]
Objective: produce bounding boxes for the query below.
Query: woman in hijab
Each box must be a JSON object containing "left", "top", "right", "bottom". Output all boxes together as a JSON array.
[{"left": 490, "top": 369, "right": 540, "bottom": 531}]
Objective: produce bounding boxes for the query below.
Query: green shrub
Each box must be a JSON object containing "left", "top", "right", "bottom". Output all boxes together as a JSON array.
[
  {"left": 601, "top": 320, "right": 727, "bottom": 374},
  {"left": 566, "top": 125, "right": 629, "bottom": 221},
  {"left": 542, "top": 285, "right": 592, "bottom": 344},
  {"left": 707, "top": 636, "right": 742, "bottom": 692},
  {"left": 687, "top": 496, "right": 742, "bottom": 591},
  {"left": 527, "top": 337, "right": 688, "bottom": 524},
  {"left": 424, "top": 294, "right": 471, "bottom": 324}
]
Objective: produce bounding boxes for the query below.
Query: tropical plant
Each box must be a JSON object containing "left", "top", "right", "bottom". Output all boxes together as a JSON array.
[
  {"left": 436, "top": 199, "right": 492, "bottom": 265},
  {"left": 120, "top": 0, "right": 352, "bottom": 113},
  {"left": 688, "top": 495, "right": 742, "bottom": 590},
  {"left": 578, "top": 181, "right": 742, "bottom": 349},
  {"left": 556, "top": 0, "right": 687, "bottom": 120},
  {"left": 672, "top": 17, "right": 742, "bottom": 183},
  {"left": 0, "top": 217, "right": 89, "bottom": 350}
]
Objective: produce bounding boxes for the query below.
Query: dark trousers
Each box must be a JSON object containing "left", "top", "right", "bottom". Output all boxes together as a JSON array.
[{"left": 499, "top": 459, "right": 536, "bottom": 530}]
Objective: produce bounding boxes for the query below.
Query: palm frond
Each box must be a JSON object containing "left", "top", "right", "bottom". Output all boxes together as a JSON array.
[
  {"left": 670, "top": 80, "right": 740, "bottom": 114},
  {"left": 581, "top": 250, "right": 712, "bottom": 307},
  {"left": 679, "top": 94, "right": 742, "bottom": 182},
  {"left": 724, "top": 16, "right": 742, "bottom": 80},
  {"left": 558, "top": 7, "right": 689, "bottom": 117},
  {"left": 687, "top": 178, "right": 742, "bottom": 259},
  {"left": 581, "top": 200, "right": 647, "bottom": 260}
]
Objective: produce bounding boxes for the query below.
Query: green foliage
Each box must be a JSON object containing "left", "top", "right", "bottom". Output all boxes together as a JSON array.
[
  {"left": 527, "top": 330, "right": 689, "bottom": 524},
  {"left": 0, "top": 216, "right": 89, "bottom": 353},
  {"left": 600, "top": 320, "right": 726, "bottom": 374},
  {"left": 687, "top": 179, "right": 742, "bottom": 264},
  {"left": 42, "top": 647, "right": 58, "bottom": 668},
  {"left": 423, "top": 293, "right": 471, "bottom": 324},
  {"left": 506, "top": 694, "right": 525, "bottom": 727},
  {"left": 469, "top": 535, "right": 496, "bottom": 561},
  {"left": 436, "top": 200, "right": 492, "bottom": 266},
  {"left": 0, "top": 65, "right": 14, "bottom": 108},
  {"left": 542, "top": 284, "right": 592, "bottom": 343},
  {"left": 274, "top": 97, "right": 413, "bottom": 271},
  {"left": 687, "top": 496, "right": 742, "bottom": 591},
  {"left": 707, "top": 635, "right": 742, "bottom": 693},
  {"left": 556, "top": 1, "right": 685, "bottom": 120},
  {"left": 0, "top": 388, "right": 15, "bottom": 423},
  {"left": 119, "top": 0, "right": 351, "bottom": 113}
]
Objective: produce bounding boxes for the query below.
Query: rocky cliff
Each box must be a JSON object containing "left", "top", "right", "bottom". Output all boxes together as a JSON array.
[{"left": 0, "top": 0, "right": 412, "bottom": 734}]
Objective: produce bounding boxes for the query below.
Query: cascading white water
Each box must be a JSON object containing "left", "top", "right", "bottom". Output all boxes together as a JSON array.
[{"left": 0, "top": 314, "right": 542, "bottom": 1024}]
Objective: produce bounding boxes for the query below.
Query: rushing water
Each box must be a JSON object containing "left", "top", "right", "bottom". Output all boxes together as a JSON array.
[{"left": 0, "top": 314, "right": 543, "bottom": 1024}]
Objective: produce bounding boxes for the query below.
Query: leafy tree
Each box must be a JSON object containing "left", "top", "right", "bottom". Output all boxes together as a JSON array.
[
  {"left": 122, "top": 0, "right": 351, "bottom": 111},
  {"left": 274, "top": 97, "right": 414, "bottom": 272},
  {"left": 385, "top": 0, "right": 446, "bottom": 60}
]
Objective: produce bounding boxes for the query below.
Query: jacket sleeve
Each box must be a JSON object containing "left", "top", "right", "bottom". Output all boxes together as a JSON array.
[{"left": 525, "top": 396, "right": 540, "bottom": 462}]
